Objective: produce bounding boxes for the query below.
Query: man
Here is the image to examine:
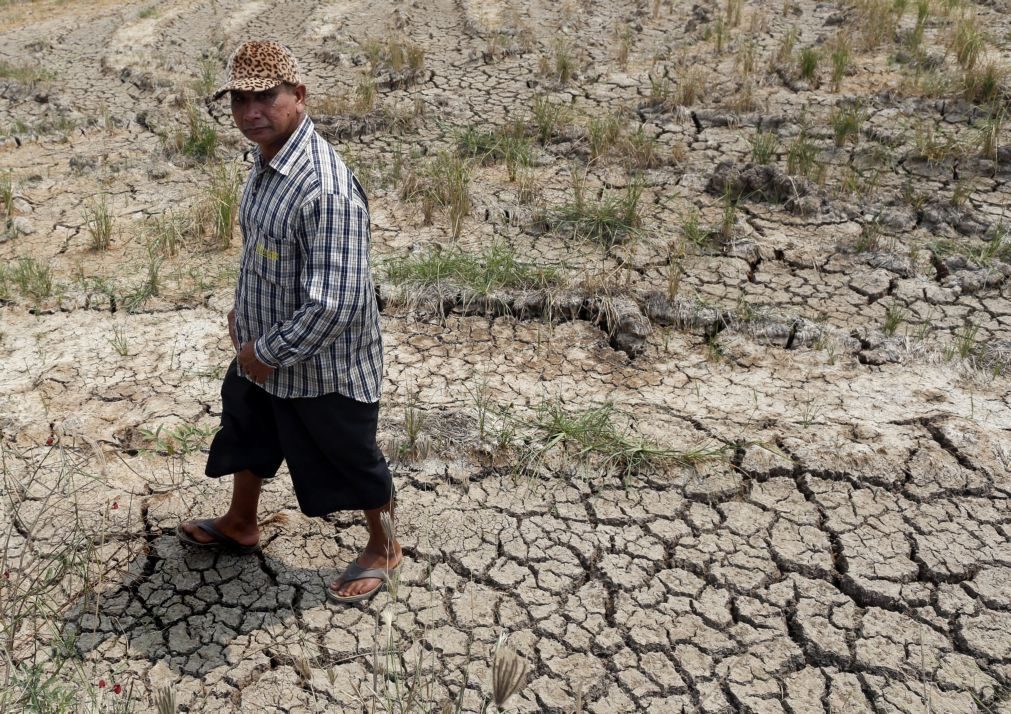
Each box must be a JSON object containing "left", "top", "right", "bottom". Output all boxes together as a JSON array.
[{"left": 177, "top": 40, "right": 400, "bottom": 604}]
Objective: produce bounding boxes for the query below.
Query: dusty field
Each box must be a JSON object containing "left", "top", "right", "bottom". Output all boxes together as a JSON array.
[{"left": 2, "top": 0, "right": 1011, "bottom": 711}]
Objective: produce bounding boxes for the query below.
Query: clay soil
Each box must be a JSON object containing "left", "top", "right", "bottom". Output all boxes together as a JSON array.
[{"left": 1, "top": 0, "right": 1011, "bottom": 711}]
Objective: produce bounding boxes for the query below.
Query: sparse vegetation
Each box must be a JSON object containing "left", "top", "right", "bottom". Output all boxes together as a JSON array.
[
  {"left": 798, "top": 47, "right": 819, "bottom": 83},
  {"left": 193, "top": 56, "right": 218, "bottom": 97},
  {"left": 616, "top": 26, "right": 633, "bottom": 68},
  {"left": 681, "top": 207, "right": 710, "bottom": 248},
  {"left": 455, "top": 123, "right": 531, "bottom": 180},
  {"left": 830, "top": 103, "right": 864, "bottom": 146},
  {"left": 400, "top": 152, "right": 471, "bottom": 239},
  {"left": 383, "top": 243, "right": 564, "bottom": 298},
  {"left": 9, "top": 257, "right": 54, "bottom": 304},
  {"left": 677, "top": 66, "right": 707, "bottom": 106},
  {"left": 622, "top": 126, "right": 662, "bottom": 170},
  {"left": 7, "top": 4, "right": 1011, "bottom": 710},
  {"left": 720, "top": 194, "right": 738, "bottom": 240},
  {"left": 587, "top": 113, "right": 622, "bottom": 160},
  {"left": 531, "top": 94, "right": 566, "bottom": 144},
  {"left": 511, "top": 399, "right": 730, "bottom": 482},
  {"left": 951, "top": 17, "right": 986, "bottom": 71},
  {"left": 108, "top": 324, "right": 129, "bottom": 356},
  {"left": 977, "top": 106, "right": 1005, "bottom": 161},
  {"left": 0, "top": 59, "right": 53, "bottom": 84},
  {"left": 975, "top": 225, "right": 1011, "bottom": 265},
  {"left": 201, "top": 163, "right": 241, "bottom": 249},
  {"left": 750, "top": 130, "right": 779, "bottom": 164},
  {"left": 963, "top": 60, "right": 1005, "bottom": 105},
  {"left": 0, "top": 172, "right": 13, "bottom": 216},
  {"left": 542, "top": 177, "right": 644, "bottom": 247},
  {"left": 544, "top": 39, "right": 578, "bottom": 83},
  {"left": 84, "top": 197, "right": 113, "bottom": 251},
  {"left": 149, "top": 209, "right": 192, "bottom": 258},
  {"left": 883, "top": 304, "right": 907, "bottom": 335},
  {"left": 948, "top": 320, "right": 979, "bottom": 360},
  {"left": 912, "top": 121, "right": 965, "bottom": 163},
  {"left": 830, "top": 34, "right": 851, "bottom": 91},
  {"left": 166, "top": 102, "right": 218, "bottom": 162},
  {"left": 775, "top": 26, "right": 798, "bottom": 66},
  {"left": 855, "top": 219, "right": 882, "bottom": 253},
  {"left": 140, "top": 422, "right": 219, "bottom": 455},
  {"left": 786, "top": 131, "right": 819, "bottom": 179},
  {"left": 850, "top": 0, "right": 900, "bottom": 49},
  {"left": 362, "top": 34, "right": 426, "bottom": 76}
]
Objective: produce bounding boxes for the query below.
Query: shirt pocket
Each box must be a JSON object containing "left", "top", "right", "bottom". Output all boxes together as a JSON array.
[{"left": 248, "top": 221, "right": 299, "bottom": 286}]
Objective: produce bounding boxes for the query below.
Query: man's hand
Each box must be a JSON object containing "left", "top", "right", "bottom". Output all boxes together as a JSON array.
[
  {"left": 238, "top": 341, "right": 275, "bottom": 385},
  {"left": 227, "top": 308, "right": 239, "bottom": 352}
]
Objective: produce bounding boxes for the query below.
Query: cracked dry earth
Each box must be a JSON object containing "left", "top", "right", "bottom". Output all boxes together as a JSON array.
[{"left": 2, "top": 0, "right": 1011, "bottom": 712}]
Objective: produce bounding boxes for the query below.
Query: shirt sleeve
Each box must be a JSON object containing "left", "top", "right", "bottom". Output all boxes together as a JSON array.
[{"left": 253, "top": 191, "right": 371, "bottom": 368}]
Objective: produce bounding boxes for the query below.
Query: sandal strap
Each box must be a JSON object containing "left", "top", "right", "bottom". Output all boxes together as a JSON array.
[{"left": 340, "top": 561, "right": 396, "bottom": 583}]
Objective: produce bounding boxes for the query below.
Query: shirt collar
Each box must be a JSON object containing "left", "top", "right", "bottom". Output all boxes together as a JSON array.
[{"left": 253, "top": 115, "right": 314, "bottom": 177}]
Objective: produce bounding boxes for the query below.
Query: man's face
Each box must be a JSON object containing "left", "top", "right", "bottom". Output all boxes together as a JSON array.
[{"left": 229, "top": 84, "right": 306, "bottom": 156}]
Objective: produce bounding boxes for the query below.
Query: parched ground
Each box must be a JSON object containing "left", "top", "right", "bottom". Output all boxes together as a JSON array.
[{"left": 1, "top": 0, "right": 1011, "bottom": 712}]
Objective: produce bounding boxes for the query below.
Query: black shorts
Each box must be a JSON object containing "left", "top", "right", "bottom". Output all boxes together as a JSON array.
[{"left": 205, "top": 361, "right": 393, "bottom": 517}]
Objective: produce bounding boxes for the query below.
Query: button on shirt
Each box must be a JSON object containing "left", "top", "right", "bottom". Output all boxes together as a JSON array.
[{"left": 234, "top": 116, "right": 383, "bottom": 402}]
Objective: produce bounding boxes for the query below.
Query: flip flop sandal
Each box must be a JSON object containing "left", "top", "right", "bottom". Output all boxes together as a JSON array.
[
  {"left": 326, "top": 560, "right": 402, "bottom": 604},
  {"left": 176, "top": 519, "right": 260, "bottom": 555}
]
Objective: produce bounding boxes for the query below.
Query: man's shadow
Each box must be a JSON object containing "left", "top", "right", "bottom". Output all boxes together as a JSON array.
[{"left": 64, "top": 513, "right": 379, "bottom": 678}]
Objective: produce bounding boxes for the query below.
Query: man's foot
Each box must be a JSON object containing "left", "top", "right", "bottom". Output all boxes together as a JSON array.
[
  {"left": 329, "top": 544, "right": 402, "bottom": 600},
  {"left": 178, "top": 516, "right": 259, "bottom": 550}
]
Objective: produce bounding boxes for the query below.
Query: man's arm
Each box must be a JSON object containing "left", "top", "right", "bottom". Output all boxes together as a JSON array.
[{"left": 253, "top": 191, "right": 371, "bottom": 368}]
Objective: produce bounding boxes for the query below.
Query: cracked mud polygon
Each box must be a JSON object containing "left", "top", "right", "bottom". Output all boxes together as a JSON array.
[{"left": 1, "top": 0, "right": 1010, "bottom": 712}]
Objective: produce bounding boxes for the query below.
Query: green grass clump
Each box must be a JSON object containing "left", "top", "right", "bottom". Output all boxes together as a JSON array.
[
  {"left": 680, "top": 208, "right": 710, "bottom": 247},
  {"left": 193, "top": 56, "right": 218, "bottom": 97},
  {"left": 0, "top": 60, "right": 54, "bottom": 84},
  {"left": 140, "top": 422, "right": 219, "bottom": 455},
  {"left": 551, "top": 40, "right": 578, "bottom": 83},
  {"left": 750, "top": 130, "right": 779, "bottom": 164},
  {"left": 83, "top": 197, "right": 113, "bottom": 251},
  {"left": 975, "top": 225, "right": 1011, "bottom": 265},
  {"left": 0, "top": 173, "right": 13, "bottom": 216},
  {"left": 883, "top": 304, "right": 907, "bottom": 335},
  {"left": 167, "top": 104, "right": 218, "bottom": 162},
  {"left": 400, "top": 152, "right": 471, "bottom": 239},
  {"left": 831, "top": 104, "right": 864, "bottom": 146},
  {"left": 786, "top": 132, "right": 819, "bottom": 179},
  {"left": 383, "top": 243, "right": 563, "bottom": 297},
  {"left": 531, "top": 95, "right": 566, "bottom": 144},
  {"left": 182, "top": 104, "right": 218, "bottom": 161},
  {"left": 543, "top": 180, "right": 643, "bottom": 247},
  {"left": 587, "top": 114, "right": 623, "bottom": 160},
  {"left": 361, "top": 35, "right": 426, "bottom": 76},
  {"left": 206, "top": 163, "right": 241, "bottom": 249},
  {"left": 515, "top": 400, "right": 730, "bottom": 482},
  {"left": 623, "top": 126, "right": 662, "bottom": 170},
  {"left": 948, "top": 320, "right": 979, "bottom": 360},
  {"left": 149, "top": 209, "right": 192, "bottom": 258},
  {"left": 455, "top": 123, "right": 531, "bottom": 180},
  {"left": 951, "top": 18, "right": 985, "bottom": 71},
  {"left": 963, "top": 60, "right": 1005, "bottom": 105},
  {"left": 798, "top": 47, "right": 819, "bottom": 82},
  {"left": 830, "top": 35, "right": 851, "bottom": 91},
  {"left": 10, "top": 257, "right": 54, "bottom": 304}
]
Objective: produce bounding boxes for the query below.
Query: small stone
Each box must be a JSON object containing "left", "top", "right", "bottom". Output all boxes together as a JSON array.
[{"left": 10, "top": 217, "right": 34, "bottom": 235}]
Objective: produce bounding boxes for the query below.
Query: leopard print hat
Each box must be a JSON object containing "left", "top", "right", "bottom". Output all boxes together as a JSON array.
[{"left": 213, "top": 40, "right": 302, "bottom": 99}]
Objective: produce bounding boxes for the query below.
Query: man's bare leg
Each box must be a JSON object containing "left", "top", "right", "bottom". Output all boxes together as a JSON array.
[
  {"left": 330, "top": 499, "right": 402, "bottom": 598},
  {"left": 180, "top": 469, "right": 262, "bottom": 546}
]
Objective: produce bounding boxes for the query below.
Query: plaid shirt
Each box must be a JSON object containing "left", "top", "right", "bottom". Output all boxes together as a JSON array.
[{"left": 233, "top": 116, "right": 383, "bottom": 402}]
